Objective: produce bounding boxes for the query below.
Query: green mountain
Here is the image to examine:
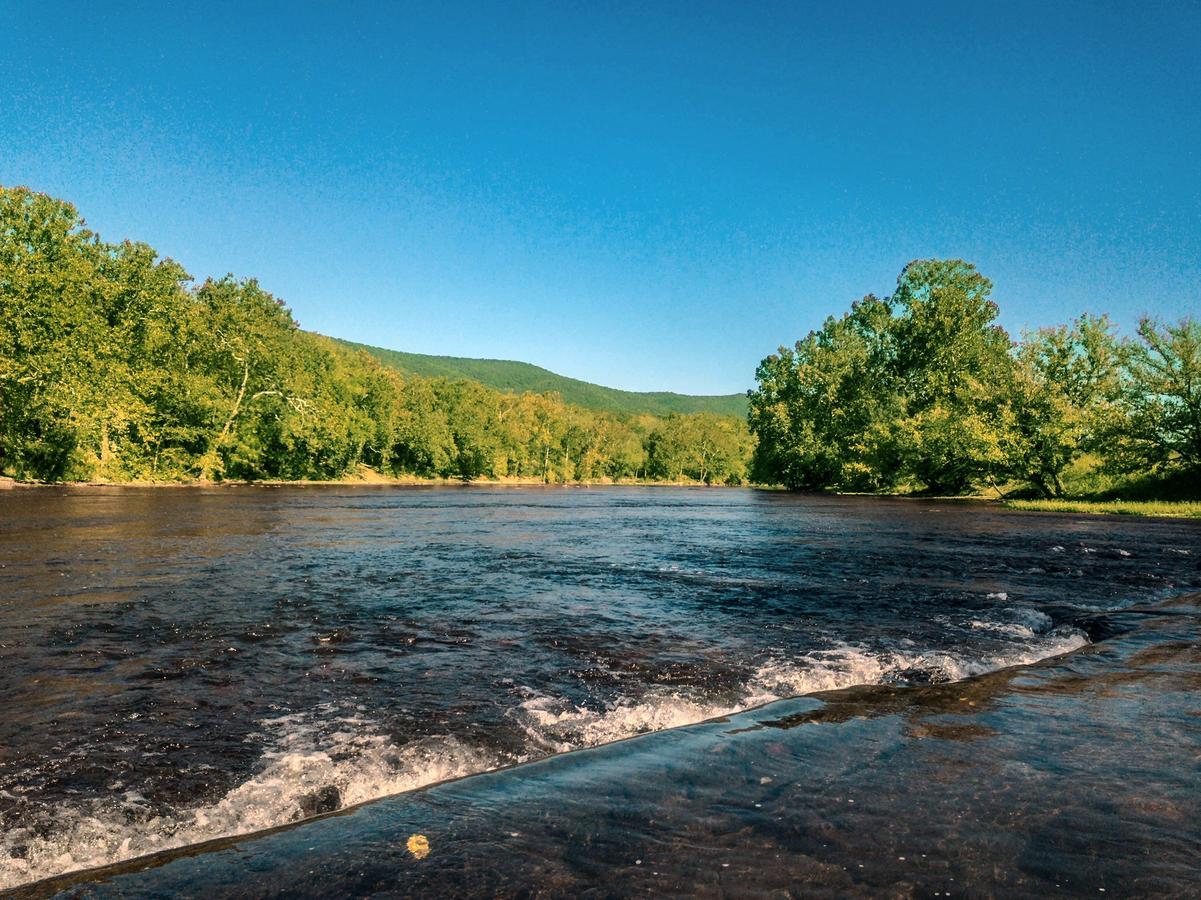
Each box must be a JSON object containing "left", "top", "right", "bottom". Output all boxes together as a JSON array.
[{"left": 331, "top": 338, "right": 749, "bottom": 418}]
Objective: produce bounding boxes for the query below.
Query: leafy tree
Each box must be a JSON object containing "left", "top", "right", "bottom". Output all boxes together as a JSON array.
[
  {"left": 0, "top": 187, "right": 198, "bottom": 481},
  {"left": 7, "top": 187, "right": 1193, "bottom": 500},
  {"left": 750, "top": 256, "right": 1198, "bottom": 498},
  {"left": 749, "top": 261, "right": 1013, "bottom": 494},
  {"left": 1005, "top": 315, "right": 1123, "bottom": 496},
  {"left": 0, "top": 186, "right": 758, "bottom": 488},
  {"left": 342, "top": 350, "right": 405, "bottom": 473},
  {"left": 389, "top": 377, "right": 455, "bottom": 476},
  {"left": 193, "top": 276, "right": 304, "bottom": 480},
  {"left": 647, "top": 413, "right": 752, "bottom": 484},
  {"left": 1113, "top": 317, "right": 1201, "bottom": 475},
  {"left": 748, "top": 295, "right": 899, "bottom": 490},
  {"left": 0, "top": 187, "right": 103, "bottom": 478},
  {"left": 889, "top": 260, "right": 1015, "bottom": 494},
  {"left": 437, "top": 379, "right": 507, "bottom": 479}
]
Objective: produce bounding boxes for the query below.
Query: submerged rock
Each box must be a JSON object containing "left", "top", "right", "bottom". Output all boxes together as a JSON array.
[
  {"left": 884, "top": 666, "right": 954, "bottom": 686},
  {"left": 296, "top": 785, "right": 341, "bottom": 819}
]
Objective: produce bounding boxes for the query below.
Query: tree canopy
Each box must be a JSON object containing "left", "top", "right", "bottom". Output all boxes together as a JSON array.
[
  {"left": 0, "top": 187, "right": 753, "bottom": 485},
  {"left": 749, "top": 259, "right": 1199, "bottom": 497},
  {"left": 6, "top": 189, "right": 1190, "bottom": 498}
]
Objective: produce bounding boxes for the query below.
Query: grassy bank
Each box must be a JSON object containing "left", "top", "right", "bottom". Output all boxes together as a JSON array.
[{"left": 1003, "top": 498, "right": 1201, "bottom": 518}]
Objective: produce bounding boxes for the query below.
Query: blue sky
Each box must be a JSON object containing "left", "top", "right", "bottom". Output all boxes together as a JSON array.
[{"left": 3, "top": 1, "right": 1199, "bottom": 394}]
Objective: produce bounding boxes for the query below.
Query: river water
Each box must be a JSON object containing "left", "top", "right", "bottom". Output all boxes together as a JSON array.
[{"left": 1, "top": 486, "right": 1198, "bottom": 891}]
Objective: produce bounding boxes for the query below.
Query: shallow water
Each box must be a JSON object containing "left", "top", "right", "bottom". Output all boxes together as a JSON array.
[
  {"left": 32, "top": 598, "right": 1200, "bottom": 898},
  {"left": 1, "top": 486, "right": 1198, "bottom": 890}
]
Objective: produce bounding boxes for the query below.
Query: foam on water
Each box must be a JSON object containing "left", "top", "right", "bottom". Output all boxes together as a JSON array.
[
  {"left": 515, "top": 691, "right": 738, "bottom": 753},
  {"left": 0, "top": 711, "right": 497, "bottom": 890},
  {"left": 0, "top": 625, "right": 1089, "bottom": 890},
  {"left": 968, "top": 607, "right": 1054, "bottom": 638},
  {"left": 749, "top": 626, "right": 1086, "bottom": 696}
]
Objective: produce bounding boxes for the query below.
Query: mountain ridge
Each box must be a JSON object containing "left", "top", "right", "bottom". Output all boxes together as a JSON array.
[{"left": 330, "top": 338, "right": 749, "bottom": 418}]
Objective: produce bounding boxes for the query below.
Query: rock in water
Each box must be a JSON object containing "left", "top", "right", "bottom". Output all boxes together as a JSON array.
[{"left": 296, "top": 785, "right": 341, "bottom": 819}]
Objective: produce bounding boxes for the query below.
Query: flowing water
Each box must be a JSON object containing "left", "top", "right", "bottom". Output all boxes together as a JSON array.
[{"left": 0, "top": 485, "right": 1198, "bottom": 891}]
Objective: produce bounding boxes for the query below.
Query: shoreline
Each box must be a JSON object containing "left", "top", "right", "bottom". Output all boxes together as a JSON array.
[
  {"left": 4, "top": 476, "right": 1197, "bottom": 518},
  {"left": 0, "top": 474, "right": 737, "bottom": 490},
  {"left": 1001, "top": 497, "right": 1201, "bottom": 518}
]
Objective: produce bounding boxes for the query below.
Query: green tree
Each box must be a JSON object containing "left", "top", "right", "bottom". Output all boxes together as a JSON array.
[
  {"left": 748, "top": 294, "right": 900, "bottom": 490},
  {"left": 0, "top": 187, "right": 199, "bottom": 481},
  {"left": 391, "top": 377, "right": 456, "bottom": 476},
  {"left": 1005, "top": 315, "right": 1123, "bottom": 496},
  {"left": 648, "top": 413, "right": 752, "bottom": 484},
  {"left": 750, "top": 260, "right": 1021, "bottom": 494},
  {"left": 0, "top": 186, "right": 770, "bottom": 488},
  {"left": 193, "top": 276, "right": 305, "bottom": 480},
  {"left": 1114, "top": 317, "right": 1201, "bottom": 475},
  {"left": 890, "top": 260, "right": 1015, "bottom": 494},
  {"left": 0, "top": 187, "right": 104, "bottom": 479}
]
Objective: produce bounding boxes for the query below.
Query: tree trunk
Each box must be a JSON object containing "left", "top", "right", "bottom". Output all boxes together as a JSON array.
[
  {"left": 201, "top": 357, "right": 249, "bottom": 481},
  {"left": 99, "top": 420, "right": 111, "bottom": 476}
]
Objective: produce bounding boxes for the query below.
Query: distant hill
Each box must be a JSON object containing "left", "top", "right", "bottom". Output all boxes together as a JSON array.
[{"left": 330, "top": 338, "right": 749, "bottom": 418}]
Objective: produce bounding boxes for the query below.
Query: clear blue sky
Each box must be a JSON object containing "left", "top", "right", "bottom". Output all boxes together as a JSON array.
[{"left": 3, "top": 1, "right": 1199, "bottom": 394}]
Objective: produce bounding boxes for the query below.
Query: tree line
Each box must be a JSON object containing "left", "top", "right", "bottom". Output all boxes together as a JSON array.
[
  {"left": 0, "top": 187, "right": 752, "bottom": 485},
  {"left": 748, "top": 259, "right": 1199, "bottom": 497}
]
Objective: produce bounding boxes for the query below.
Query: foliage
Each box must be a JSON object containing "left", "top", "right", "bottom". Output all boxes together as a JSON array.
[
  {"left": 749, "top": 259, "right": 1199, "bottom": 497},
  {"left": 747, "top": 294, "right": 900, "bottom": 490},
  {"left": 0, "top": 187, "right": 754, "bottom": 486},
  {"left": 646, "top": 413, "right": 752, "bottom": 484},
  {"left": 9, "top": 186, "right": 1188, "bottom": 499},
  {"left": 1109, "top": 317, "right": 1201, "bottom": 475},
  {"left": 1005, "top": 314, "right": 1124, "bottom": 497}
]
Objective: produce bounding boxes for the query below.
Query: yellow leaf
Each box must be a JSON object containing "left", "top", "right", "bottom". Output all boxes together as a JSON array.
[{"left": 406, "top": 833, "right": 430, "bottom": 860}]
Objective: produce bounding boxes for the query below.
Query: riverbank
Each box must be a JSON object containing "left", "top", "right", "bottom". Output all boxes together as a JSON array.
[
  {"left": 0, "top": 472, "right": 734, "bottom": 490},
  {"left": 18, "top": 592, "right": 1201, "bottom": 898},
  {"left": 1003, "top": 498, "right": 1201, "bottom": 518},
  {"left": 835, "top": 488, "right": 1201, "bottom": 519},
  {"left": 8, "top": 474, "right": 1200, "bottom": 519},
  {"left": 815, "top": 488, "right": 1201, "bottom": 519}
]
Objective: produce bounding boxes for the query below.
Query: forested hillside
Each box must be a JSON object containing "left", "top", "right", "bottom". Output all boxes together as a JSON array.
[
  {"left": 0, "top": 187, "right": 752, "bottom": 485},
  {"left": 748, "top": 259, "right": 1200, "bottom": 498},
  {"left": 334, "top": 340, "right": 748, "bottom": 418},
  {"left": 7, "top": 186, "right": 1194, "bottom": 499}
]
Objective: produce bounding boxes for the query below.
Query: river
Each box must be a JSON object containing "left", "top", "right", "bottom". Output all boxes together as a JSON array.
[{"left": 1, "top": 486, "right": 1198, "bottom": 892}]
